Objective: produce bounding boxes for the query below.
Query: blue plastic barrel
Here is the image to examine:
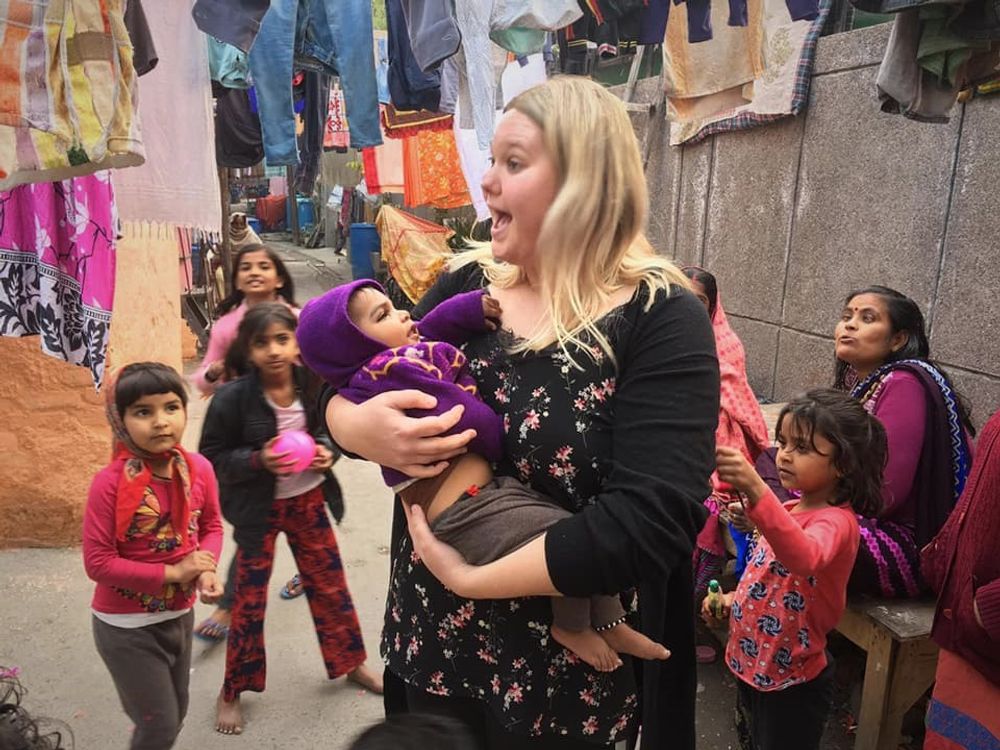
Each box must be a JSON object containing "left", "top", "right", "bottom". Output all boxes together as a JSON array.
[
  {"left": 297, "top": 197, "right": 315, "bottom": 229},
  {"left": 285, "top": 195, "right": 316, "bottom": 231},
  {"left": 349, "top": 223, "right": 379, "bottom": 280},
  {"left": 247, "top": 217, "right": 263, "bottom": 234}
]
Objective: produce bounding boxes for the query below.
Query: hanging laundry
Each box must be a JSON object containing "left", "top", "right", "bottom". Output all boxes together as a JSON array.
[
  {"left": 402, "top": 129, "right": 471, "bottom": 210},
  {"left": 400, "top": 0, "right": 463, "bottom": 72},
  {"left": 452, "top": 98, "right": 492, "bottom": 221},
  {"left": 376, "top": 32, "right": 391, "bottom": 105},
  {"left": 113, "top": 0, "right": 221, "bottom": 233},
  {"left": 868, "top": 0, "right": 1000, "bottom": 123},
  {"left": 489, "top": 0, "right": 583, "bottom": 55},
  {"left": 499, "top": 54, "right": 548, "bottom": 106},
  {"left": 0, "top": 172, "right": 117, "bottom": 388},
  {"left": 557, "top": 0, "right": 644, "bottom": 72},
  {"left": 376, "top": 205, "right": 455, "bottom": 304},
  {"left": 295, "top": 72, "right": 332, "bottom": 194},
  {"left": 209, "top": 39, "right": 251, "bottom": 89},
  {"left": 677, "top": 0, "right": 819, "bottom": 43},
  {"left": 248, "top": 0, "right": 382, "bottom": 166},
  {"left": 660, "top": 0, "right": 831, "bottom": 145},
  {"left": 124, "top": 0, "right": 158, "bottom": 76},
  {"left": 324, "top": 84, "right": 351, "bottom": 151},
  {"left": 381, "top": 105, "right": 454, "bottom": 139},
  {"left": 0, "top": 0, "right": 144, "bottom": 191},
  {"left": 387, "top": 0, "right": 444, "bottom": 112},
  {"left": 191, "top": 0, "right": 271, "bottom": 54},
  {"left": 361, "top": 136, "right": 405, "bottom": 195},
  {"left": 214, "top": 84, "right": 264, "bottom": 169},
  {"left": 639, "top": 0, "right": 672, "bottom": 44}
]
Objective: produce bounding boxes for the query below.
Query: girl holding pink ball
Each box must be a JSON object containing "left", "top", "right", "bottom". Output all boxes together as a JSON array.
[{"left": 199, "top": 303, "right": 382, "bottom": 736}]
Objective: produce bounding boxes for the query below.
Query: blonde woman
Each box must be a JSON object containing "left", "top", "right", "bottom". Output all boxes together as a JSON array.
[{"left": 324, "top": 77, "right": 719, "bottom": 749}]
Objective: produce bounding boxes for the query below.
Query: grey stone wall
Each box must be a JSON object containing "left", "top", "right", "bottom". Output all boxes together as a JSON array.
[{"left": 618, "top": 24, "right": 1000, "bottom": 427}]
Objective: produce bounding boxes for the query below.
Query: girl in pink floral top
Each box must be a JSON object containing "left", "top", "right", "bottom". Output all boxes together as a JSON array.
[{"left": 706, "top": 389, "right": 887, "bottom": 750}]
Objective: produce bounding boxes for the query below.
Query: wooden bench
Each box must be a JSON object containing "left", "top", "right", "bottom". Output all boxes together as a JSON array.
[{"left": 835, "top": 598, "right": 939, "bottom": 750}]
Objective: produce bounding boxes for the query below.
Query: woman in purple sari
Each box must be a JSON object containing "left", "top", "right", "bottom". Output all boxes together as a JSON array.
[{"left": 834, "top": 286, "right": 974, "bottom": 598}]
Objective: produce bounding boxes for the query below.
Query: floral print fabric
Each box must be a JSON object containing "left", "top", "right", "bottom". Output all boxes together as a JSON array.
[
  {"left": 382, "top": 326, "right": 639, "bottom": 745},
  {"left": 0, "top": 171, "right": 116, "bottom": 387}
]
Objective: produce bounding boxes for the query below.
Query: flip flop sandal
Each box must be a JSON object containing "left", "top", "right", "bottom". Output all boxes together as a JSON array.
[
  {"left": 194, "top": 618, "right": 230, "bottom": 643},
  {"left": 696, "top": 645, "right": 718, "bottom": 664},
  {"left": 279, "top": 574, "right": 305, "bottom": 600}
]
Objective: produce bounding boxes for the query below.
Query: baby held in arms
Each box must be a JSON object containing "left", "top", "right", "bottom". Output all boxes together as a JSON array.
[{"left": 297, "top": 280, "right": 670, "bottom": 672}]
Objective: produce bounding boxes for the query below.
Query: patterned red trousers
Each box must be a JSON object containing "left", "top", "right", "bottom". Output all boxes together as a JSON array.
[{"left": 223, "top": 485, "right": 366, "bottom": 701}]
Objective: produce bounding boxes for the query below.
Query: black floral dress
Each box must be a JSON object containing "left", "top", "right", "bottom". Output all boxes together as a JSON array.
[{"left": 381, "top": 267, "right": 718, "bottom": 747}]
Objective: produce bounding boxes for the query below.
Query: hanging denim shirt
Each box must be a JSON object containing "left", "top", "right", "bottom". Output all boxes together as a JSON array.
[{"left": 249, "top": 0, "right": 382, "bottom": 166}]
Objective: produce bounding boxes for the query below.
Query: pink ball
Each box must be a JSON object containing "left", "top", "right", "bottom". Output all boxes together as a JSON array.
[{"left": 272, "top": 430, "right": 316, "bottom": 473}]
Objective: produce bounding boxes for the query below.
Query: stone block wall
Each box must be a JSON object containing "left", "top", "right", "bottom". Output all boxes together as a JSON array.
[{"left": 621, "top": 24, "right": 1000, "bottom": 427}]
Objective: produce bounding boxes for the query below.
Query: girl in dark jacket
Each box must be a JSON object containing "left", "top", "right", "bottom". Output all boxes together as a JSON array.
[{"left": 199, "top": 303, "right": 382, "bottom": 736}]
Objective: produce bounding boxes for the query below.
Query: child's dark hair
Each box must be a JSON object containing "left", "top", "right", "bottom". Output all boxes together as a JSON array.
[
  {"left": 681, "top": 266, "right": 718, "bottom": 319},
  {"left": 776, "top": 388, "right": 886, "bottom": 517},
  {"left": 114, "top": 363, "right": 188, "bottom": 418},
  {"left": 215, "top": 244, "right": 297, "bottom": 317},
  {"left": 223, "top": 302, "right": 298, "bottom": 378},
  {"left": 833, "top": 285, "right": 973, "bottom": 433},
  {"left": 0, "top": 670, "right": 71, "bottom": 749},
  {"left": 349, "top": 714, "right": 476, "bottom": 750}
]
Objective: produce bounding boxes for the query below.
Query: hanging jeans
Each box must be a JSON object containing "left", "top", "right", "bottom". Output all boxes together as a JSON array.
[
  {"left": 249, "top": 0, "right": 382, "bottom": 167},
  {"left": 222, "top": 486, "right": 367, "bottom": 701}
]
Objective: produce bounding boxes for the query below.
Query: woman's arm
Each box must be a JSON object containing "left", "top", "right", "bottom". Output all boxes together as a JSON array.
[
  {"left": 408, "top": 290, "right": 719, "bottom": 599},
  {"left": 326, "top": 392, "right": 475, "bottom": 477},
  {"left": 975, "top": 578, "right": 1000, "bottom": 640},
  {"left": 870, "top": 371, "right": 927, "bottom": 517}
]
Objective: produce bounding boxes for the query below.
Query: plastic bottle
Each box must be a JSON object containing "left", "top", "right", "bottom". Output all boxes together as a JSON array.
[{"left": 706, "top": 579, "right": 725, "bottom": 620}]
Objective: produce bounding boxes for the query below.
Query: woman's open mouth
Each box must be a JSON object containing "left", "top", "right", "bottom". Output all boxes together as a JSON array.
[{"left": 491, "top": 210, "right": 512, "bottom": 238}]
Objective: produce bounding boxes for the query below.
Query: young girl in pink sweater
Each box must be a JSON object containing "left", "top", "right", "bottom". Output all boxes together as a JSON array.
[
  {"left": 704, "top": 389, "right": 887, "bottom": 750},
  {"left": 84, "top": 362, "right": 225, "bottom": 750}
]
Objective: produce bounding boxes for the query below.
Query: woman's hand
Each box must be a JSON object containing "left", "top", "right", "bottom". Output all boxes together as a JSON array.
[
  {"left": 716, "top": 447, "right": 768, "bottom": 504},
  {"left": 403, "top": 502, "right": 481, "bottom": 597},
  {"left": 326, "top": 391, "right": 476, "bottom": 478},
  {"left": 310, "top": 444, "right": 335, "bottom": 472}
]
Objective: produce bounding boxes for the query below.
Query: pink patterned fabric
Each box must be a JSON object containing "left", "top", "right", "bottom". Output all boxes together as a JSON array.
[{"left": 0, "top": 171, "right": 117, "bottom": 387}]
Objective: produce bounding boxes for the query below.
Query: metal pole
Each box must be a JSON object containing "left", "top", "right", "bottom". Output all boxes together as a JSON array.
[
  {"left": 218, "top": 166, "right": 232, "bottom": 290},
  {"left": 286, "top": 165, "right": 301, "bottom": 245}
]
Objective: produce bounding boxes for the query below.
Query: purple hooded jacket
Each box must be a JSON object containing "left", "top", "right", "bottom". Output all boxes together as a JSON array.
[{"left": 297, "top": 279, "right": 504, "bottom": 487}]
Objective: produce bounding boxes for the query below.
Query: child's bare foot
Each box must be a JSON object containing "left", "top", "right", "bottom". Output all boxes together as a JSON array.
[
  {"left": 600, "top": 623, "right": 671, "bottom": 661},
  {"left": 551, "top": 625, "right": 623, "bottom": 672},
  {"left": 215, "top": 691, "right": 243, "bottom": 735},
  {"left": 347, "top": 664, "right": 384, "bottom": 694}
]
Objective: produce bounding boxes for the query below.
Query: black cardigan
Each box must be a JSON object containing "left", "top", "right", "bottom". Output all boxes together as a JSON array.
[
  {"left": 199, "top": 366, "right": 344, "bottom": 550},
  {"left": 406, "top": 266, "right": 718, "bottom": 749}
]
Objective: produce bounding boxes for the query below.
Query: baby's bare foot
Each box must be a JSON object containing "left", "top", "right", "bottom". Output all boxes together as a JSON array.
[
  {"left": 552, "top": 625, "right": 623, "bottom": 672},
  {"left": 601, "top": 623, "right": 670, "bottom": 661}
]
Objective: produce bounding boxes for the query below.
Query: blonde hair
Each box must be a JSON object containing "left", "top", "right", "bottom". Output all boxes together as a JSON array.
[{"left": 453, "top": 76, "right": 689, "bottom": 366}]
